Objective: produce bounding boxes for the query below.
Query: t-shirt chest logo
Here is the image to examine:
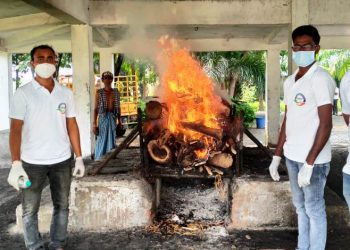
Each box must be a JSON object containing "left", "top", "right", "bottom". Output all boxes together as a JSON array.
[
  {"left": 294, "top": 93, "right": 306, "bottom": 106},
  {"left": 57, "top": 103, "right": 67, "bottom": 114}
]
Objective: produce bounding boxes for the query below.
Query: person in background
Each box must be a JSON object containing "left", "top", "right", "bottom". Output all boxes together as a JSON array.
[
  {"left": 268, "top": 25, "right": 335, "bottom": 250},
  {"left": 8, "top": 44, "right": 85, "bottom": 250},
  {"left": 93, "top": 71, "right": 121, "bottom": 160},
  {"left": 333, "top": 86, "right": 340, "bottom": 115},
  {"left": 339, "top": 71, "right": 350, "bottom": 213}
]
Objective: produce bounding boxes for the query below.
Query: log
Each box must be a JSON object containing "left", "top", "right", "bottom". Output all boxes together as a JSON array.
[
  {"left": 181, "top": 122, "right": 222, "bottom": 140},
  {"left": 208, "top": 153, "right": 233, "bottom": 169},
  {"left": 90, "top": 126, "right": 139, "bottom": 175},
  {"left": 204, "top": 165, "right": 213, "bottom": 176},
  {"left": 147, "top": 140, "right": 172, "bottom": 164},
  {"left": 145, "top": 100, "right": 163, "bottom": 120}
]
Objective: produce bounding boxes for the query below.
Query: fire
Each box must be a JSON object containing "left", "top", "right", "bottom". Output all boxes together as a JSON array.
[{"left": 157, "top": 38, "right": 227, "bottom": 158}]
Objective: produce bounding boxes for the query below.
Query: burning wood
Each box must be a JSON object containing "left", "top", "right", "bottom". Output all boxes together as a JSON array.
[
  {"left": 181, "top": 122, "right": 223, "bottom": 140},
  {"left": 208, "top": 153, "right": 233, "bottom": 169},
  {"left": 142, "top": 37, "right": 242, "bottom": 176},
  {"left": 147, "top": 140, "right": 172, "bottom": 164},
  {"left": 145, "top": 100, "right": 164, "bottom": 120}
]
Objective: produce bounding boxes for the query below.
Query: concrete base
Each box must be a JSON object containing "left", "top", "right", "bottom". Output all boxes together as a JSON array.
[
  {"left": 16, "top": 174, "right": 154, "bottom": 232},
  {"left": 228, "top": 176, "right": 350, "bottom": 230}
]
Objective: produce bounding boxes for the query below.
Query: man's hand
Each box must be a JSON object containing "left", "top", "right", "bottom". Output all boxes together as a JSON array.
[
  {"left": 73, "top": 157, "right": 85, "bottom": 178},
  {"left": 298, "top": 163, "right": 314, "bottom": 187},
  {"left": 8, "top": 161, "right": 29, "bottom": 191},
  {"left": 269, "top": 156, "right": 281, "bottom": 181}
]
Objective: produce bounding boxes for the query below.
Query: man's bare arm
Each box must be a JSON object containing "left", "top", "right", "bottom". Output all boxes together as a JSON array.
[
  {"left": 9, "top": 119, "right": 23, "bottom": 162},
  {"left": 66, "top": 117, "right": 82, "bottom": 157},
  {"left": 305, "top": 104, "right": 333, "bottom": 165}
]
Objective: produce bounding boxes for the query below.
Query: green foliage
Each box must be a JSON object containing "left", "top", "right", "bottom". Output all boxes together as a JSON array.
[
  {"left": 196, "top": 51, "right": 266, "bottom": 101},
  {"left": 231, "top": 98, "right": 256, "bottom": 128},
  {"left": 280, "top": 50, "right": 288, "bottom": 76},
  {"left": 240, "top": 84, "right": 257, "bottom": 103},
  {"left": 120, "top": 56, "right": 158, "bottom": 98},
  {"left": 12, "top": 53, "right": 31, "bottom": 88}
]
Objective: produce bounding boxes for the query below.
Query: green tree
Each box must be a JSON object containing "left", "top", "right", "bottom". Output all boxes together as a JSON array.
[
  {"left": 196, "top": 51, "right": 266, "bottom": 110},
  {"left": 12, "top": 53, "right": 31, "bottom": 88},
  {"left": 318, "top": 49, "right": 350, "bottom": 86}
]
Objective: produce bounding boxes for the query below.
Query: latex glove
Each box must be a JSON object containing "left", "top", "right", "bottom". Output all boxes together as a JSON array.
[
  {"left": 7, "top": 161, "right": 29, "bottom": 191},
  {"left": 73, "top": 157, "right": 85, "bottom": 178},
  {"left": 269, "top": 155, "right": 281, "bottom": 181},
  {"left": 298, "top": 163, "right": 314, "bottom": 188}
]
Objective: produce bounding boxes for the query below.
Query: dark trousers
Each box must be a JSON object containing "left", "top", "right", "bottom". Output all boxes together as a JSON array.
[
  {"left": 333, "top": 99, "right": 338, "bottom": 115},
  {"left": 21, "top": 158, "right": 72, "bottom": 250}
]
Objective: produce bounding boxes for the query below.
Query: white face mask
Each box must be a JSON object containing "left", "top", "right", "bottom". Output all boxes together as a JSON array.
[{"left": 34, "top": 63, "right": 56, "bottom": 78}]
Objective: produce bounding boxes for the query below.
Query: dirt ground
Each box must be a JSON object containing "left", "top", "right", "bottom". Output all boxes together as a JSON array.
[{"left": 1, "top": 116, "right": 350, "bottom": 250}]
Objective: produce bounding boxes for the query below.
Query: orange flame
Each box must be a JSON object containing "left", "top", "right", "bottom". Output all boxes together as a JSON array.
[{"left": 157, "top": 38, "right": 227, "bottom": 158}]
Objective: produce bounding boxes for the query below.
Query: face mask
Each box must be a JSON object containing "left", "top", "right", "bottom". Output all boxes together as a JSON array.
[
  {"left": 34, "top": 63, "right": 56, "bottom": 78},
  {"left": 292, "top": 51, "right": 315, "bottom": 67}
]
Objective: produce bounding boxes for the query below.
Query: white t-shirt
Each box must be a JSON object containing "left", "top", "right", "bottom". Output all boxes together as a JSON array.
[
  {"left": 283, "top": 63, "right": 335, "bottom": 164},
  {"left": 9, "top": 79, "right": 76, "bottom": 165},
  {"left": 339, "top": 71, "right": 350, "bottom": 174}
]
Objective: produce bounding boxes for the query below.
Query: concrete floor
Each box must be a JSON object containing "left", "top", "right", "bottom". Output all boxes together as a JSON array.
[{"left": 0, "top": 115, "right": 349, "bottom": 250}]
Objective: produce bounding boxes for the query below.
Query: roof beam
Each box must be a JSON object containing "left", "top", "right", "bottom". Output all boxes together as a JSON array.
[
  {"left": 90, "top": 0, "right": 290, "bottom": 26},
  {"left": 0, "top": 13, "right": 61, "bottom": 32},
  {"left": 93, "top": 27, "right": 112, "bottom": 47},
  {"left": 265, "top": 27, "right": 285, "bottom": 44},
  {"left": 5, "top": 24, "right": 69, "bottom": 49},
  {"left": 105, "top": 38, "right": 287, "bottom": 53},
  {"left": 0, "top": 39, "right": 7, "bottom": 52},
  {"left": 22, "top": 0, "right": 89, "bottom": 24}
]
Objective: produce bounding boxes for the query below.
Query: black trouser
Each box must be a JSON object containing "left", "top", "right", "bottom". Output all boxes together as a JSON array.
[{"left": 333, "top": 99, "right": 338, "bottom": 115}]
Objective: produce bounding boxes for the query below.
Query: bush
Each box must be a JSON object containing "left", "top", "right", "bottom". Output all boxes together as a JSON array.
[{"left": 231, "top": 99, "right": 256, "bottom": 128}]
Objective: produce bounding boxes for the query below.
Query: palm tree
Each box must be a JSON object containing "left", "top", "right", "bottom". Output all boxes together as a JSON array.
[
  {"left": 318, "top": 49, "right": 350, "bottom": 86},
  {"left": 196, "top": 51, "right": 266, "bottom": 110}
]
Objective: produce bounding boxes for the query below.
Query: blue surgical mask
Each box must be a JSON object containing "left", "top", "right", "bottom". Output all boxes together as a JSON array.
[{"left": 292, "top": 51, "right": 315, "bottom": 67}]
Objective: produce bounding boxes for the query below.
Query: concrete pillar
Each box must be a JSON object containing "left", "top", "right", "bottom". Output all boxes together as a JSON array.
[
  {"left": 99, "top": 49, "right": 114, "bottom": 75},
  {"left": 71, "top": 25, "right": 94, "bottom": 157},
  {"left": 289, "top": 0, "right": 310, "bottom": 74},
  {"left": 266, "top": 49, "right": 281, "bottom": 146},
  {"left": 0, "top": 52, "right": 11, "bottom": 130}
]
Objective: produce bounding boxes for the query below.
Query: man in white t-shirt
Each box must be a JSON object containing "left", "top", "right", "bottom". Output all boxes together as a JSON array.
[
  {"left": 339, "top": 71, "right": 350, "bottom": 213},
  {"left": 268, "top": 25, "right": 335, "bottom": 250},
  {"left": 8, "top": 45, "right": 85, "bottom": 250}
]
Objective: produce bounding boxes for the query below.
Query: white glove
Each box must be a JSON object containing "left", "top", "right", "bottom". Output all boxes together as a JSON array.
[
  {"left": 269, "top": 155, "right": 281, "bottom": 181},
  {"left": 298, "top": 163, "right": 314, "bottom": 188},
  {"left": 73, "top": 157, "right": 85, "bottom": 178},
  {"left": 7, "top": 161, "right": 29, "bottom": 191}
]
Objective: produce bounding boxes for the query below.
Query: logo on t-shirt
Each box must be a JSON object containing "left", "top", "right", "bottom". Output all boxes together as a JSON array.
[
  {"left": 294, "top": 93, "right": 306, "bottom": 106},
  {"left": 57, "top": 103, "right": 67, "bottom": 114}
]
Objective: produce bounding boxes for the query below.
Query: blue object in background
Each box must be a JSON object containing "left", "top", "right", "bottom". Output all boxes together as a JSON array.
[{"left": 256, "top": 116, "right": 265, "bottom": 129}]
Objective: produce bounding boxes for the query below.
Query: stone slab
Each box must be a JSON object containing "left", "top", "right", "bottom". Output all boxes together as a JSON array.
[
  {"left": 16, "top": 174, "right": 155, "bottom": 232},
  {"left": 228, "top": 175, "right": 350, "bottom": 230}
]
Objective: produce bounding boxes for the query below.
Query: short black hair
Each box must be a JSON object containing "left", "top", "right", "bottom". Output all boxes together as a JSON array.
[
  {"left": 30, "top": 45, "right": 56, "bottom": 61},
  {"left": 292, "top": 25, "right": 320, "bottom": 45}
]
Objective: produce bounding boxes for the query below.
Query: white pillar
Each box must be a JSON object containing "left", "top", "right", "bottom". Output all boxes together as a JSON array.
[
  {"left": 266, "top": 49, "right": 281, "bottom": 146},
  {"left": 289, "top": 0, "right": 310, "bottom": 74},
  {"left": 71, "top": 25, "right": 94, "bottom": 157},
  {"left": 99, "top": 49, "right": 114, "bottom": 75},
  {"left": 0, "top": 52, "right": 11, "bottom": 130}
]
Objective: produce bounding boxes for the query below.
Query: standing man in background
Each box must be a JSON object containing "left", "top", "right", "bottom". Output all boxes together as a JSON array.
[
  {"left": 8, "top": 45, "right": 85, "bottom": 250},
  {"left": 333, "top": 86, "right": 340, "bottom": 115},
  {"left": 339, "top": 71, "right": 350, "bottom": 213},
  {"left": 268, "top": 25, "right": 335, "bottom": 250}
]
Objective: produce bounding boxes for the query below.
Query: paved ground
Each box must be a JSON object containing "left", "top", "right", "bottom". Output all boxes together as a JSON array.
[{"left": 0, "top": 115, "right": 349, "bottom": 250}]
